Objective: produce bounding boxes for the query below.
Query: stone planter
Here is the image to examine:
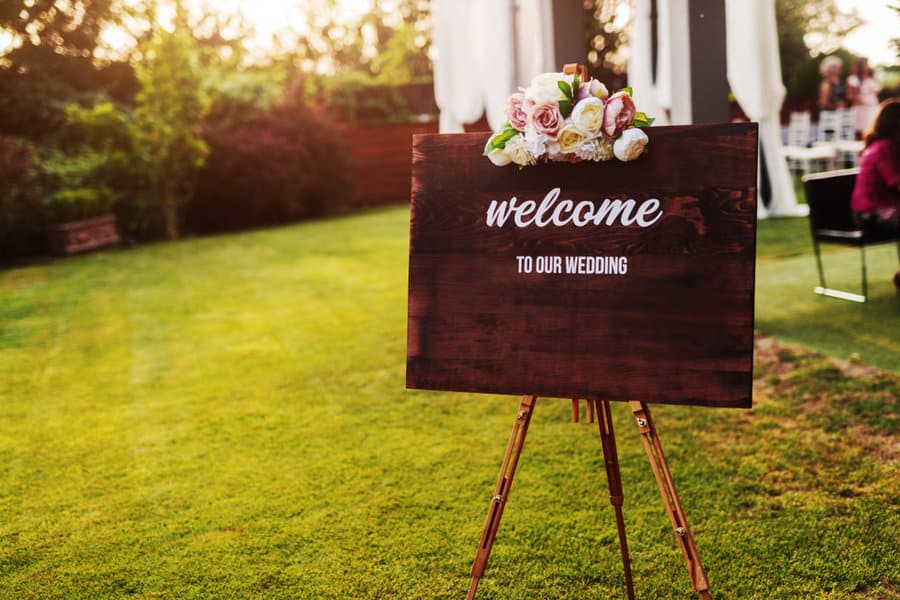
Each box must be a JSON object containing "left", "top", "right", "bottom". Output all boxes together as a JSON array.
[{"left": 47, "top": 213, "right": 120, "bottom": 256}]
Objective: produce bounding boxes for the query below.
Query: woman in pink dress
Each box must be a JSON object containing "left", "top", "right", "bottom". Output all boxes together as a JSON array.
[
  {"left": 851, "top": 98, "right": 900, "bottom": 290},
  {"left": 846, "top": 57, "right": 881, "bottom": 138}
]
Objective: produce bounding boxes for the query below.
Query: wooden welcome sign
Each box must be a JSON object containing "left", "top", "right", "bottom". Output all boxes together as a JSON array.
[{"left": 407, "top": 122, "right": 758, "bottom": 408}]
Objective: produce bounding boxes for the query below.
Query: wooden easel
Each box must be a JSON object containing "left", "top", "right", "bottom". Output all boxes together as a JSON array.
[{"left": 466, "top": 397, "right": 711, "bottom": 600}]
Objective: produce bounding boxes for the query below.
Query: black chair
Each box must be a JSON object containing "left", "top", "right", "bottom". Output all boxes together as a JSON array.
[{"left": 802, "top": 168, "right": 900, "bottom": 303}]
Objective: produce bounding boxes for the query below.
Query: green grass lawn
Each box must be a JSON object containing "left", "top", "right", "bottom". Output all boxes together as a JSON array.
[
  {"left": 1, "top": 207, "right": 898, "bottom": 599},
  {"left": 755, "top": 216, "right": 900, "bottom": 372}
]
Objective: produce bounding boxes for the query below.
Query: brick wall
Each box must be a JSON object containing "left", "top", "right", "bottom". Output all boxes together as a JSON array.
[
  {"left": 344, "top": 122, "right": 438, "bottom": 208},
  {"left": 344, "top": 118, "right": 491, "bottom": 208}
]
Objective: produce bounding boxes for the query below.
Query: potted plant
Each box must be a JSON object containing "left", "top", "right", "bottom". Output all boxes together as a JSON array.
[
  {"left": 42, "top": 149, "right": 120, "bottom": 256},
  {"left": 44, "top": 186, "right": 120, "bottom": 256}
]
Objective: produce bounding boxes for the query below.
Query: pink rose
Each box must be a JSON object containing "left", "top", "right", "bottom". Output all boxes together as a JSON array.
[
  {"left": 602, "top": 92, "right": 637, "bottom": 138},
  {"left": 528, "top": 101, "right": 563, "bottom": 140},
  {"left": 505, "top": 93, "right": 529, "bottom": 132}
]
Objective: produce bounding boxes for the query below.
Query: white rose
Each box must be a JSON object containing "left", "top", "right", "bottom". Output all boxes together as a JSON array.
[
  {"left": 504, "top": 134, "right": 536, "bottom": 166},
  {"left": 524, "top": 72, "right": 571, "bottom": 104},
  {"left": 613, "top": 128, "right": 649, "bottom": 162},
  {"left": 487, "top": 148, "right": 512, "bottom": 166},
  {"left": 524, "top": 126, "right": 558, "bottom": 158},
  {"left": 484, "top": 137, "right": 512, "bottom": 166},
  {"left": 569, "top": 97, "right": 605, "bottom": 137}
]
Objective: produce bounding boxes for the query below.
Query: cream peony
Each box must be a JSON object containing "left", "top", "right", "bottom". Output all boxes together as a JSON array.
[
  {"left": 558, "top": 124, "right": 588, "bottom": 153},
  {"left": 569, "top": 97, "right": 605, "bottom": 137},
  {"left": 613, "top": 128, "right": 649, "bottom": 161}
]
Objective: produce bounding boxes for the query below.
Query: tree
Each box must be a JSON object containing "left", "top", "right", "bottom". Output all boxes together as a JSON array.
[
  {"left": 0, "top": 0, "right": 136, "bottom": 139},
  {"left": 133, "top": 4, "right": 208, "bottom": 240},
  {"left": 285, "top": 0, "right": 431, "bottom": 80},
  {"left": 775, "top": 0, "right": 863, "bottom": 97}
]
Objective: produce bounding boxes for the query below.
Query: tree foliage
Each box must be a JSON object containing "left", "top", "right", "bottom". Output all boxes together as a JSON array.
[
  {"left": 0, "top": 0, "right": 116, "bottom": 57},
  {"left": 187, "top": 104, "right": 354, "bottom": 235},
  {"left": 50, "top": 102, "right": 160, "bottom": 239},
  {"left": 0, "top": 136, "right": 44, "bottom": 257},
  {"left": 0, "top": 0, "right": 136, "bottom": 139},
  {"left": 1, "top": 0, "right": 437, "bottom": 253},
  {"left": 133, "top": 5, "right": 209, "bottom": 240},
  {"left": 287, "top": 0, "right": 431, "bottom": 82}
]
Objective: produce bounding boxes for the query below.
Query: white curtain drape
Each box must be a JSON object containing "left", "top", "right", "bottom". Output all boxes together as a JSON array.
[
  {"left": 725, "top": 0, "right": 806, "bottom": 217},
  {"left": 432, "top": 0, "right": 517, "bottom": 132},
  {"left": 628, "top": 0, "right": 671, "bottom": 125},
  {"left": 629, "top": 0, "right": 805, "bottom": 217}
]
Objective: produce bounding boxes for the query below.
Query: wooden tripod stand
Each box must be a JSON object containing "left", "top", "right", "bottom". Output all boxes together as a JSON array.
[{"left": 466, "top": 396, "right": 711, "bottom": 600}]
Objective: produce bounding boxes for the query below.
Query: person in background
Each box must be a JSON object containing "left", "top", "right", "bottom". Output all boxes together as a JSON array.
[
  {"left": 817, "top": 55, "right": 846, "bottom": 112},
  {"left": 846, "top": 57, "right": 881, "bottom": 139},
  {"left": 851, "top": 98, "right": 900, "bottom": 291}
]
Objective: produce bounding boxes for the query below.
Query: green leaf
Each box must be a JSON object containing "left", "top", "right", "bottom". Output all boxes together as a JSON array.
[
  {"left": 497, "top": 128, "right": 519, "bottom": 144},
  {"left": 483, "top": 128, "right": 520, "bottom": 155},
  {"left": 572, "top": 73, "right": 580, "bottom": 97},
  {"left": 557, "top": 80, "right": 573, "bottom": 100},
  {"left": 632, "top": 112, "right": 656, "bottom": 127},
  {"left": 558, "top": 99, "right": 573, "bottom": 118},
  {"left": 618, "top": 87, "right": 633, "bottom": 96}
]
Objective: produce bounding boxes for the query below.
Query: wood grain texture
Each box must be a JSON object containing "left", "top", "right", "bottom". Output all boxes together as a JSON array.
[{"left": 407, "top": 123, "right": 758, "bottom": 408}]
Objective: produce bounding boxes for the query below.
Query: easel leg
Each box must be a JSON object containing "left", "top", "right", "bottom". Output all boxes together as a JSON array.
[
  {"left": 570, "top": 398, "right": 595, "bottom": 423},
  {"left": 629, "top": 401, "right": 711, "bottom": 599},
  {"left": 594, "top": 399, "right": 635, "bottom": 600},
  {"left": 467, "top": 395, "right": 537, "bottom": 600}
]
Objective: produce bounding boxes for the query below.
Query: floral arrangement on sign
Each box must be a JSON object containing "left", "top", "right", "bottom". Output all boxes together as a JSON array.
[{"left": 483, "top": 68, "right": 654, "bottom": 167}]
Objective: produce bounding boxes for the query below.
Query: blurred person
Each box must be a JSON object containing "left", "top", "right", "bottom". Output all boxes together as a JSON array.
[
  {"left": 817, "top": 55, "right": 847, "bottom": 111},
  {"left": 846, "top": 57, "right": 881, "bottom": 138},
  {"left": 851, "top": 98, "right": 900, "bottom": 291}
]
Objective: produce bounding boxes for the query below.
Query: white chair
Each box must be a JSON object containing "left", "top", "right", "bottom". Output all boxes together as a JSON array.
[
  {"left": 782, "top": 111, "right": 836, "bottom": 174},
  {"left": 786, "top": 111, "right": 812, "bottom": 146},
  {"left": 838, "top": 109, "right": 855, "bottom": 141},
  {"left": 816, "top": 110, "right": 842, "bottom": 143},
  {"left": 815, "top": 109, "right": 862, "bottom": 167}
]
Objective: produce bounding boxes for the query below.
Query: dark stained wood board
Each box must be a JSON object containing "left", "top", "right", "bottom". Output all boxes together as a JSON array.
[{"left": 407, "top": 122, "right": 758, "bottom": 408}]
